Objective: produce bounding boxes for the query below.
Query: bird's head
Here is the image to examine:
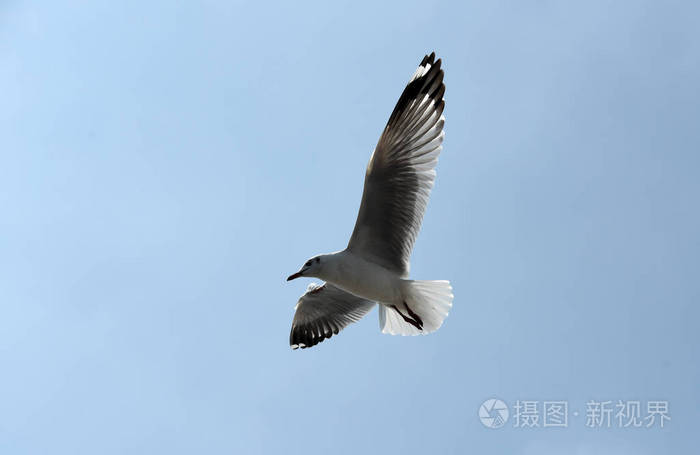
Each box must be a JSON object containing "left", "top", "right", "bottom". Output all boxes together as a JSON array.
[{"left": 287, "top": 256, "right": 323, "bottom": 281}]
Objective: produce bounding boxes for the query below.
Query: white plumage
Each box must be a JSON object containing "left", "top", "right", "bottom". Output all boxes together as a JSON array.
[{"left": 288, "top": 52, "right": 452, "bottom": 349}]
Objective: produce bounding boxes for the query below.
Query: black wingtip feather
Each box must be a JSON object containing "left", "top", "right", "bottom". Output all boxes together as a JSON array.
[
  {"left": 290, "top": 323, "right": 335, "bottom": 349},
  {"left": 421, "top": 52, "right": 436, "bottom": 66},
  {"left": 433, "top": 82, "right": 446, "bottom": 102},
  {"left": 384, "top": 53, "right": 445, "bottom": 131},
  {"left": 291, "top": 332, "right": 329, "bottom": 350}
]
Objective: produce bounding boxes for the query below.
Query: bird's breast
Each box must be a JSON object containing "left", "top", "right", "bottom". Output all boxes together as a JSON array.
[{"left": 326, "top": 251, "right": 402, "bottom": 304}]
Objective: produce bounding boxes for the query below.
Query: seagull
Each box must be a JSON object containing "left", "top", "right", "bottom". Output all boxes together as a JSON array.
[{"left": 287, "top": 52, "right": 452, "bottom": 349}]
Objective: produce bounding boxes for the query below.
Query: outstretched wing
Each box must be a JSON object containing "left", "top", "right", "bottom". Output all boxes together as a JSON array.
[
  {"left": 347, "top": 52, "right": 446, "bottom": 276},
  {"left": 290, "top": 283, "right": 376, "bottom": 349}
]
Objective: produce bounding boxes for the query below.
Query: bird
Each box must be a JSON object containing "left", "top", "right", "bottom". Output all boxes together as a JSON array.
[{"left": 287, "top": 52, "right": 452, "bottom": 349}]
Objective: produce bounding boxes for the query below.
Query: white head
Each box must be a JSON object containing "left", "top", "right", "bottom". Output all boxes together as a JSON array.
[{"left": 287, "top": 255, "right": 324, "bottom": 281}]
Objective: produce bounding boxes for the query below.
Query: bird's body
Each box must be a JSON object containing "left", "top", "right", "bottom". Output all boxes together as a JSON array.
[
  {"left": 312, "top": 251, "right": 403, "bottom": 305},
  {"left": 287, "top": 52, "right": 453, "bottom": 349}
]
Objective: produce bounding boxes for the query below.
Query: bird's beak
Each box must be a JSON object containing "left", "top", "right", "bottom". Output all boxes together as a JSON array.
[{"left": 287, "top": 270, "right": 303, "bottom": 281}]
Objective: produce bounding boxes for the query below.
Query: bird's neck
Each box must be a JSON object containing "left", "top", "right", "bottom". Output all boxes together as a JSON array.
[{"left": 316, "top": 251, "right": 346, "bottom": 282}]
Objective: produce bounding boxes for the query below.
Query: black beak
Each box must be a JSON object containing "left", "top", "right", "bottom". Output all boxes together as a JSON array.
[{"left": 287, "top": 271, "right": 303, "bottom": 281}]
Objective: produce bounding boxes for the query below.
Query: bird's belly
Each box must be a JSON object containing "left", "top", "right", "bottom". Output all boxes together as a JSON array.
[{"left": 330, "top": 257, "right": 401, "bottom": 303}]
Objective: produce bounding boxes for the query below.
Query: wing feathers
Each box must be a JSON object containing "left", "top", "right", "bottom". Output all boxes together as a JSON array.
[
  {"left": 290, "top": 283, "right": 375, "bottom": 349},
  {"left": 347, "top": 52, "right": 446, "bottom": 274}
]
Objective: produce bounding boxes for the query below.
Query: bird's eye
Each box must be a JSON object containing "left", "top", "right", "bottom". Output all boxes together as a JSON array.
[
  {"left": 305, "top": 260, "right": 312, "bottom": 267},
  {"left": 315, "top": 257, "right": 320, "bottom": 263}
]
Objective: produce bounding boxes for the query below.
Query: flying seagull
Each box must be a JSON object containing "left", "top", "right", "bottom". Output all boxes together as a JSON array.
[{"left": 287, "top": 52, "right": 452, "bottom": 349}]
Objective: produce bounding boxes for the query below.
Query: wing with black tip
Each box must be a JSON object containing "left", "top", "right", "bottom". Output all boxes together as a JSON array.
[
  {"left": 347, "top": 52, "right": 446, "bottom": 276},
  {"left": 290, "top": 283, "right": 375, "bottom": 349}
]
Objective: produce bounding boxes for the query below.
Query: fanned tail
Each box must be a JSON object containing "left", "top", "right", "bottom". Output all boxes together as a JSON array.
[{"left": 379, "top": 280, "right": 453, "bottom": 336}]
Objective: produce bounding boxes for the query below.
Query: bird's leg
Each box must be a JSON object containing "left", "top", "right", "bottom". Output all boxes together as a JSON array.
[
  {"left": 404, "top": 301, "right": 424, "bottom": 329},
  {"left": 391, "top": 304, "right": 423, "bottom": 331}
]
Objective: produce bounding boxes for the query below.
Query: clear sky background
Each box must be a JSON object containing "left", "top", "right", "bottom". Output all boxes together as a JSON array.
[{"left": 1, "top": 1, "right": 698, "bottom": 454}]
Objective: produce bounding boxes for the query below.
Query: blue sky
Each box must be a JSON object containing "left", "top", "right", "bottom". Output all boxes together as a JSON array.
[{"left": 1, "top": 1, "right": 698, "bottom": 453}]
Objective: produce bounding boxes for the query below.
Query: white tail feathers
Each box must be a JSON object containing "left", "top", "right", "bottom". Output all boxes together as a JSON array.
[{"left": 379, "top": 280, "right": 453, "bottom": 336}]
